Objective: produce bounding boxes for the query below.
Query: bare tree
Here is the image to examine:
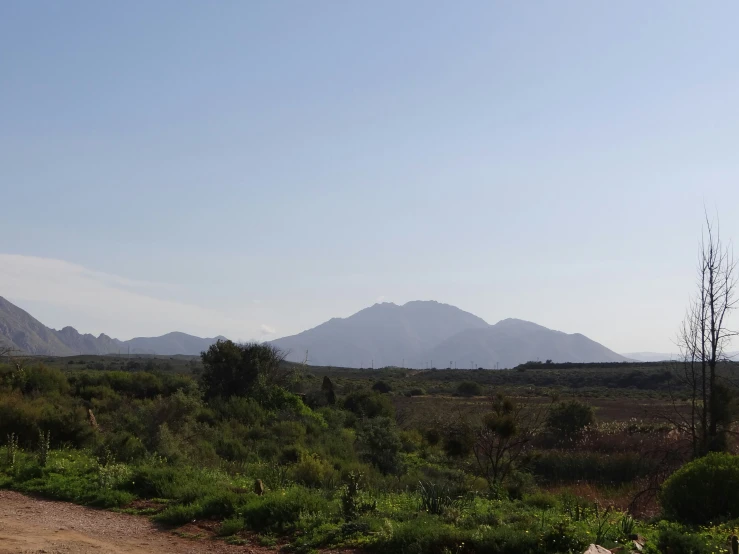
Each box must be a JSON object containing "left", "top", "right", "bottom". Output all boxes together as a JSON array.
[
  {"left": 472, "top": 395, "right": 549, "bottom": 487},
  {"left": 675, "top": 215, "right": 738, "bottom": 456}
]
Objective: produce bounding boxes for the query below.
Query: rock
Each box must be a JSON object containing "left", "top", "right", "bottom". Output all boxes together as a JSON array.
[{"left": 584, "top": 545, "right": 611, "bottom": 554}]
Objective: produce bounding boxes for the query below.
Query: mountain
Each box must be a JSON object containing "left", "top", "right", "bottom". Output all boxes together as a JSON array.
[
  {"left": 270, "top": 301, "right": 628, "bottom": 368},
  {"left": 1, "top": 295, "right": 632, "bottom": 365},
  {"left": 270, "top": 300, "right": 490, "bottom": 368},
  {"left": 423, "top": 318, "right": 628, "bottom": 369},
  {"left": 0, "top": 296, "right": 222, "bottom": 356},
  {"left": 0, "top": 296, "right": 76, "bottom": 355},
  {"left": 123, "top": 332, "right": 226, "bottom": 356}
]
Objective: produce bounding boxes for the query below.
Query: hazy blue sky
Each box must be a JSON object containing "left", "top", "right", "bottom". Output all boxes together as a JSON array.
[{"left": 2, "top": 1, "right": 738, "bottom": 353}]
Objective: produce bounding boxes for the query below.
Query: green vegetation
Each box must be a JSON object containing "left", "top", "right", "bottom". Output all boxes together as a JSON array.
[
  {"left": 1, "top": 347, "right": 739, "bottom": 553},
  {"left": 660, "top": 452, "right": 739, "bottom": 525}
]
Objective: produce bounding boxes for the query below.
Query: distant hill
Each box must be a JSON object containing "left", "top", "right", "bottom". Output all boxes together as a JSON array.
[
  {"left": 0, "top": 296, "right": 223, "bottom": 356},
  {"left": 270, "top": 300, "right": 489, "bottom": 368},
  {"left": 0, "top": 295, "right": 633, "bottom": 365},
  {"left": 123, "top": 332, "right": 226, "bottom": 356},
  {"left": 270, "top": 301, "right": 629, "bottom": 368},
  {"left": 424, "top": 318, "right": 628, "bottom": 369},
  {"left": 0, "top": 296, "right": 76, "bottom": 355}
]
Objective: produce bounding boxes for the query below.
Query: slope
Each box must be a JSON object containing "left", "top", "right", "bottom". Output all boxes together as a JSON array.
[
  {"left": 421, "top": 318, "right": 629, "bottom": 369},
  {"left": 270, "top": 300, "right": 490, "bottom": 368}
]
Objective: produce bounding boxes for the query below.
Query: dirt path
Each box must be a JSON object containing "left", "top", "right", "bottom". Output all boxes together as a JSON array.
[{"left": 0, "top": 491, "right": 272, "bottom": 554}]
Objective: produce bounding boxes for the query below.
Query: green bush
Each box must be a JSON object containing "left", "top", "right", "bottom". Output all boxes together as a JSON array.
[
  {"left": 200, "top": 340, "right": 284, "bottom": 399},
  {"left": 290, "top": 455, "right": 333, "bottom": 487},
  {"left": 342, "top": 390, "right": 394, "bottom": 419},
  {"left": 546, "top": 401, "right": 594, "bottom": 441},
  {"left": 655, "top": 523, "right": 711, "bottom": 554},
  {"left": 241, "top": 487, "right": 334, "bottom": 532},
  {"left": 371, "top": 381, "right": 392, "bottom": 394},
  {"left": 456, "top": 382, "right": 483, "bottom": 396},
  {"left": 660, "top": 452, "right": 739, "bottom": 524},
  {"left": 219, "top": 516, "right": 245, "bottom": 536},
  {"left": 356, "top": 417, "right": 402, "bottom": 475}
]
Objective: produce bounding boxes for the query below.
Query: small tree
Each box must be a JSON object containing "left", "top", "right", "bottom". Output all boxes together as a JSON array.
[
  {"left": 342, "top": 390, "right": 394, "bottom": 419},
  {"left": 457, "top": 381, "right": 483, "bottom": 396},
  {"left": 356, "top": 417, "right": 403, "bottom": 474},
  {"left": 546, "top": 400, "right": 594, "bottom": 442},
  {"left": 321, "top": 375, "right": 336, "bottom": 405},
  {"left": 371, "top": 380, "right": 392, "bottom": 394},
  {"left": 473, "top": 395, "right": 548, "bottom": 487},
  {"left": 200, "top": 340, "right": 285, "bottom": 399}
]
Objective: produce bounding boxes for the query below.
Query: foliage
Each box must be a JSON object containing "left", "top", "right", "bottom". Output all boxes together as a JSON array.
[
  {"left": 356, "top": 417, "right": 403, "bottom": 474},
  {"left": 2, "top": 356, "right": 736, "bottom": 554},
  {"left": 340, "top": 471, "right": 376, "bottom": 520},
  {"left": 654, "top": 522, "right": 712, "bottom": 554},
  {"left": 37, "top": 430, "right": 51, "bottom": 467},
  {"left": 5, "top": 433, "right": 18, "bottom": 468},
  {"left": 417, "top": 481, "right": 464, "bottom": 515},
  {"left": 457, "top": 381, "right": 483, "bottom": 396},
  {"left": 660, "top": 452, "right": 739, "bottom": 524},
  {"left": 200, "top": 340, "right": 285, "bottom": 399},
  {"left": 546, "top": 400, "right": 594, "bottom": 442},
  {"left": 342, "top": 389, "right": 394, "bottom": 419},
  {"left": 473, "top": 395, "right": 545, "bottom": 486},
  {"left": 372, "top": 381, "right": 392, "bottom": 394}
]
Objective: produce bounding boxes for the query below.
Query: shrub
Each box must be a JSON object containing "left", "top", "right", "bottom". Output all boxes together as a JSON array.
[
  {"left": 417, "top": 481, "right": 463, "bottom": 515},
  {"left": 200, "top": 340, "right": 285, "bottom": 399},
  {"left": 356, "top": 417, "right": 402, "bottom": 475},
  {"left": 442, "top": 422, "right": 474, "bottom": 458},
  {"left": 660, "top": 452, "right": 739, "bottom": 524},
  {"left": 290, "top": 455, "right": 333, "bottom": 488},
  {"left": 241, "top": 487, "right": 333, "bottom": 532},
  {"left": 546, "top": 400, "right": 594, "bottom": 441},
  {"left": 399, "top": 429, "right": 423, "bottom": 453},
  {"left": 340, "top": 471, "right": 376, "bottom": 521},
  {"left": 655, "top": 523, "right": 711, "bottom": 554},
  {"left": 219, "top": 516, "right": 245, "bottom": 536},
  {"left": 456, "top": 382, "right": 483, "bottom": 396},
  {"left": 371, "top": 381, "right": 392, "bottom": 394},
  {"left": 342, "top": 390, "right": 394, "bottom": 419}
]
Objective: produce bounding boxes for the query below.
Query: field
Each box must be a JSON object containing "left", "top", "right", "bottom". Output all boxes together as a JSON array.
[{"left": 1, "top": 348, "right": 739, "bottom": 554}]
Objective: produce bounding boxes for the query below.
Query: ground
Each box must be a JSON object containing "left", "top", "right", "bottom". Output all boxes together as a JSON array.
[{"left": 0, "top": 491, "right": 270, "bottom": 554}]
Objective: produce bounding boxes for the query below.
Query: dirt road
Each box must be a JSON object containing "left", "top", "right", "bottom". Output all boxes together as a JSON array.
[{"left": 0, "top": 491, "right": 270, "bottom": 554}]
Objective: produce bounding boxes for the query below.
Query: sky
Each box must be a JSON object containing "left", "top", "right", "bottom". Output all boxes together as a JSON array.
[{"left": 1, "top": 1, "right": 739, "bottom": 353}]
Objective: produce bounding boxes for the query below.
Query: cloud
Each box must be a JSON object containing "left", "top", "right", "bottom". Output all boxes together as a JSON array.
[
  {"left": 376, "top": 295, "right": 386, "bottom": 303},
  {"left": 260, "top": 324, "right": 276, "bottom": 335},
  {"left": 0, "top": 254, "right": 257, "bottom": 340}
]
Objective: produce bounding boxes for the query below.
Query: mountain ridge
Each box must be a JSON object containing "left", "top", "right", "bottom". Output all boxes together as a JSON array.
[
  {"left": 1, "top": 295, "right": 630, "bottom": 365},
  {"left": 269, "top": 301, "right": 628, "bottom": 368},
  {"left": 0, "top": 296, "right": 223, "bottom": 356}
]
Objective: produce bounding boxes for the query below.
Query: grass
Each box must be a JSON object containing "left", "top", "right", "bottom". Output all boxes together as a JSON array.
[
  {"left": 3, "top": 357, "right": 739, "bottom": 554},
  {"left": 2, "top": 447, "right": 737, "bottom": 553}
]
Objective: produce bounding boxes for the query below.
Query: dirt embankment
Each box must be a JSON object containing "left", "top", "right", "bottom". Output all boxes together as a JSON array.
[{"left": 0, "top": 490, "right": 271, "bottom": 554}]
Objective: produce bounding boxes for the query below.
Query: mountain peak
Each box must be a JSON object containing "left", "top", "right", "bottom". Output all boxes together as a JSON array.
[
  {"left": 270, "top": 300, "right": 626, "bottom": 368},
  {"left": 0, "top": 297, "right": 224, "bottom": 356}
]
